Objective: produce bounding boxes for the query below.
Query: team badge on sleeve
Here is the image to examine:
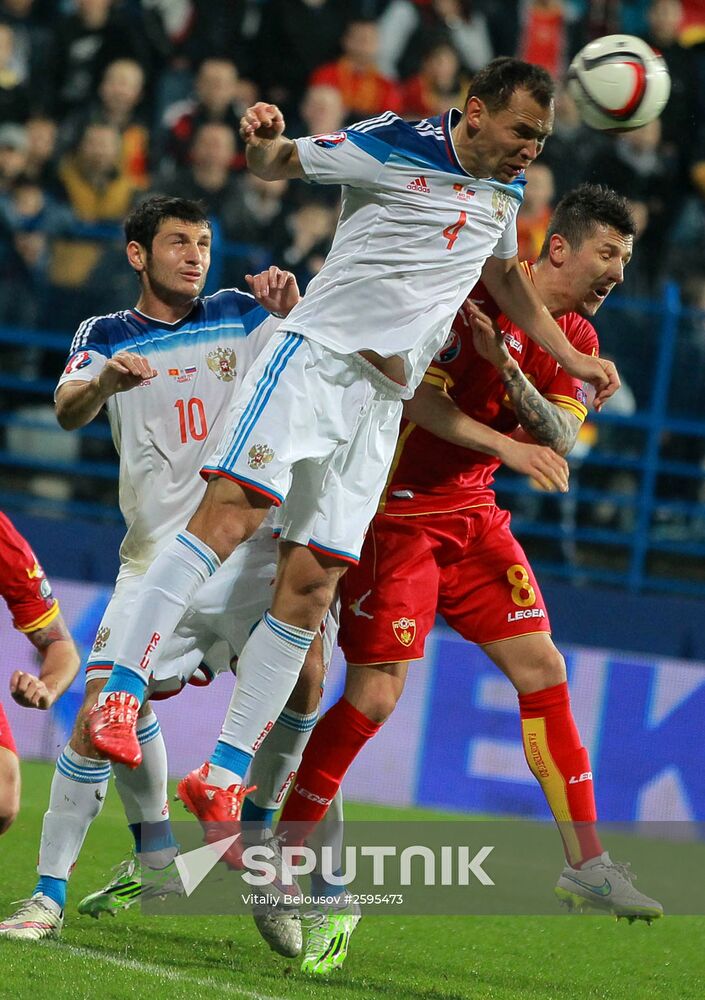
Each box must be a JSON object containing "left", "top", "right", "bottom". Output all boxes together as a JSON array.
[
  {"left": 207, "top": 347, "right": 237, "bottom": 382},
  {"left": 491, "top": 190, "right": 511, "bottom": 222},
  {"left": 312, "top": 132, "right": 347, "bottom": 148},
  {"left": 392, "top": 617, "right": 416, "bottom": 647},
  {"left": 64, "top": 351, "right": 92, "bottom": 374},
  {"left": 248, "top": 444, "right": 274, "bottom": 470}
]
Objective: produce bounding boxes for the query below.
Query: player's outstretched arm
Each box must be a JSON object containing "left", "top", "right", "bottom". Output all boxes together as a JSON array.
[
  {"left": 56, "top": 352, "right": 158, "bottom": 430},
  {"left": 405, "top": 382, "right": 569, "bottom": 492},
  {"left": 10, "top": 612, "right": 79, "bottom": 709},
  {"left": 481, "top": 256, "right": 620, "bottom": 409},
  {"left": 240, "top": 102, "right": 305, "bottom": 181},
  {"left": 467, "top": 301, "right": 581, "bottom": 457},
  {"left": 245, "top": 266, "right": 301, "bottom": 316}
]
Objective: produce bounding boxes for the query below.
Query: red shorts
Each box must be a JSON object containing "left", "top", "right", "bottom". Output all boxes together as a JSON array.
[
  {"left": 0, "top": 702, "right": 17, "bottom": 756},
  {"left": 339, "top": 505, "right": 550, "bottom": 664}
]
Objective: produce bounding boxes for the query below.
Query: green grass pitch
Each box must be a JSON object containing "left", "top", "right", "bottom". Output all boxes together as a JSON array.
[{"left": 0, "top": 761, "right": 703, "bottom": 1000}]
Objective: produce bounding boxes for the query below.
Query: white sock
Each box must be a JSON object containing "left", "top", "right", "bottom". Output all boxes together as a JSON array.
[
  {"left": 209, "top": 612, "right": 316, "bottom": 788},
  {"left": 113, "top": 714, "right": 178, "bottom": 869},
  {"left": 37, "top": 746, "right": 111, "bottom": 879},
  {"left": 248, "top": 707, "right": 319, "bottom": 810},
  {"left": 112, "top": 530, "right": 220, "bottom": 680}
]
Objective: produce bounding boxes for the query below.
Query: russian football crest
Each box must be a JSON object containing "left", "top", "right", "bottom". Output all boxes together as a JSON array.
[
  {"left": 392, "top": 617, "right": 416, "bottom": 647},
  {"left": 491, "top": 189, "right": 511, "bottom": 223},
  {"left": 207, "top": 347, "right": 237, "bottom": 381},
  {"left": 92, "top": 626, "right": 111, "bottom": 653},
  {"left": 248, "top": 444, "right": 274, "bottom": 470}
]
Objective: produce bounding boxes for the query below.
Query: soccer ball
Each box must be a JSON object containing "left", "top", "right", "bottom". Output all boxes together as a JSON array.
[{"left": 566, "top": 34, "right": 671, "bottom": 132}]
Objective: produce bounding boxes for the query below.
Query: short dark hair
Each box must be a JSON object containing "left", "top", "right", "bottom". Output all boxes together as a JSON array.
[
  {"left": 538, "top": 184, "right": 636, "bottom": 258},
  {"left": 464, "top": 57, "right": 555, "bottom": 113},
  {"left": 124, "top": 195, "right": 210, "bottom": 251}
]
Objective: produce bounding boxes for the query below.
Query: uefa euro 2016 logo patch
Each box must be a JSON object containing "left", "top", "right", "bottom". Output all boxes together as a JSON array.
[
  {"left": 207, "top": 347, "right": 237, "bottom": 382},
  {"left": 392, "top": 617, "right": 416, "bottom": 647},
  {"left": 248, "top": 444, "right": 274, "bottom": 471},
  {"left": 64, "top": 351, "right": 92, "bottom": 374},
  {"left": 434, "top": 329, "right": 461, "bottom": 364},
  {"left": 312, "top": 132, "right": 347, "bottom": 148}
]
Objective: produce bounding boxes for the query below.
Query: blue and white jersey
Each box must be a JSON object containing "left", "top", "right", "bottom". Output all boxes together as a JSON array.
[
  {"left": 285, "top": 109, "right": 524, "bottom": 393},
  {"left": 56, "top": 289, "right": 278, "bottom": 575}
]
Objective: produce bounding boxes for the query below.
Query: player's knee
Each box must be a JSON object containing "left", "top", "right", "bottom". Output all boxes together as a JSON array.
[
  {"left": 349, "top": 685, "right": 399, "bottom": 725},
  {"left": 289, "top": 643, "right": 324, "bottom": 712},
  {"left": 192, "top": 478, "right": 269, "bottom": 560},
  {"left": 525, "top": 645, "right": 567, "bottom": 692}
]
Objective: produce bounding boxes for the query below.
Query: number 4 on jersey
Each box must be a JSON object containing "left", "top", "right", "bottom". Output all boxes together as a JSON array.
[{"left": 442, "top": 211, "right": 467, "bottom": 250}]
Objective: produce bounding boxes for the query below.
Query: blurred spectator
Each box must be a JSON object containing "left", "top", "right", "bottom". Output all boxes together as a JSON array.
[
  {"left": 273, "top": 199, "right": 337, "bottom": 290},
  {"left": 516, "top": 162, "right": 555, "bottom": 261},
  {"left": 48, "top": 122, "right": 136, "bottom": 321},
  {"left": 539, "top": 84, "right": 606, "bottom": 200},
  {"left": 400, "top": 40, "right": 463, "bottom": 118},
  {"left": 294, "top": 83, "right": 346, "bottom": 138},
  {"left": 310, "top": 19, "right": 402, "bottom": 118},
  {"left": 518, "top": 1, "right": 568, "bottom": 77},
  {"left": 160, "top": 57, "right": 247, "bottom": 175},
  {"left": 0, "top": 0, "right": 49, "bottom": 110},
  {"left": 43, "top": 0, "right": 151, "bottom": 120},
  {"left": 0, "top": 122, "right": 27, "bottom": 195},
  {"left": 378, "top": 1, "right": 493, "bottom": 82},
  {"left": 218, "top": 172, "right": 292, "bottom": 284},
  {"left": 0, "top": 22, "right": 29, "bottom": 121},
  {"left": 60, "top": 58, "right": 150, "bottom": 189},
  {"left": 155, "top": 122, "right": 244, "bottom": 239},
  {"left": 0, "top": 177, "right": 67, "bottom": 328},
  {"left": 23, "top": 115, "right": 57, "bottom": 187},
  {"left": 258, "top": 0, "right": 355, "bottom": 113},
  {"left": 646, "top": 0, "right": 697, "bottom": 165}
]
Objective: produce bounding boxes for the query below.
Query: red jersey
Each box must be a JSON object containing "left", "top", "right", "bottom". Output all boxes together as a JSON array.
[
  {"left": 380, "top": 263, "right": 598, "bottom": 516},
  {"left": 0, "top": 511, "right": 59, "bottom": 633}
]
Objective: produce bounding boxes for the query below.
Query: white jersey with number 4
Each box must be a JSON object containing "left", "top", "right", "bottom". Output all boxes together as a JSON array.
[
  {"left": 283, "top": 109, "right": 523, "bottom": 391},
  {"left": 55, "top": 290, "right": 277, "bottom": 576}
]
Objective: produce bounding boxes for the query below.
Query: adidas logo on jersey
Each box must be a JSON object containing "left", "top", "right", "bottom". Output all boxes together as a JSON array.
[{"left": 407, "top": 175, "right": 431, "bottom": 194}]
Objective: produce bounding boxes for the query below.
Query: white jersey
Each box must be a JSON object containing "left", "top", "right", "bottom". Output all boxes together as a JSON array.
[
  {"left": 55, "top": 290, "right": 277, "bottom": 575},
  {"left": 283, "top": 109, "right": 523, "bottom": 391}
]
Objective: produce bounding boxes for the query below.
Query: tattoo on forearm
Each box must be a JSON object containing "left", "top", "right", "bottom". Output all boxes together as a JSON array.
[
  {"left": 501, "top": 367, "right": 579, "bottom": 455},
  {"left": 28, "top": 614, "right": 72, "bottom": 651}
]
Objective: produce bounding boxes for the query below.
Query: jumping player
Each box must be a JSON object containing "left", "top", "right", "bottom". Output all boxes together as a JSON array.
[
  {"left": 87, "top": 62, "right": 620, "bottom": 856},
  {"left": 275, "top": 185, "right": 662, "bottom": 974}
]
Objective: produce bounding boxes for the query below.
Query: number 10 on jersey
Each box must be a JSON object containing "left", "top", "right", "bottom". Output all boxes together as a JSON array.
[{"left": 175, "top": 397, "right": 207, "bottom": 443}]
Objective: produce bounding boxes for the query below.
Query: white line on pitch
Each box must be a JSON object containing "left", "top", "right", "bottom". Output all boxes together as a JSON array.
[{"left": 51, "top": 943, "right": 287, "bottom": 1000}]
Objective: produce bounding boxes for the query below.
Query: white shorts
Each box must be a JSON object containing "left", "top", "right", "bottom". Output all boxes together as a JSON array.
[
  {"left": 87, "top": 519, "right": 338, "bottom": 698},
  {"left": 203, "top": 332, "right": 404, "bottom": 563}
]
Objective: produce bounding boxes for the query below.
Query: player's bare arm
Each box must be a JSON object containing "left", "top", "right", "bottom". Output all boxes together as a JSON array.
[
  {"left": 405, "top": 381, "right": 569, "bottom": 492},
  {"left": 468, "top": 303, "right": 581, "bottom": 457},
  {"left": 240, "top": 102, "right": 305, "bottom": 181},
  {"left": 480, "top": 256, "right": 620, "bottom": 409},
  {"left": 10, "top": 613, "right": 79, "bottom": 709},
  {"left": 245, "top": 265, "right": 301, "bottom": 315},
  {"left": 55, "top": 352, "right": 157, "bottom": 430}
]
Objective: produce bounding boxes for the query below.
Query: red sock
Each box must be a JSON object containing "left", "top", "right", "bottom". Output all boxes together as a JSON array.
[
  {"left": 277, "top": 697, "right": 380, "bottom": 847},
  {"left": 519, "top": 681, "right": 602, "bottom": 868}
]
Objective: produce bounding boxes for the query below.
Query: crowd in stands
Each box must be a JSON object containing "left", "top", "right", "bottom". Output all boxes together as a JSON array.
[{"left": 1, "top": 0, "right": 705, "bottom": 566}]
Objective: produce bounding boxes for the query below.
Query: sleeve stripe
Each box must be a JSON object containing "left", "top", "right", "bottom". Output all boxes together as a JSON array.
[
  {"left": 425, "top": 365, "right": 454, "bottom": 389},
  {"left": 545, "top": 394, "right": 588, "bottom": 422},
  {"left": 69, "top": 315, "right": 101, "bottom": 355},
  {"left": 16, "top": 601, "right": 60, "bottom": 634},
  {"left": 423, "top": 373, "right": 448, "bottom": 390}
]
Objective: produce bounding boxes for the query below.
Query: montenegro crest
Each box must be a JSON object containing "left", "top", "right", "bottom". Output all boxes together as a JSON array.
[
  {"left": 92, "top": 626, "right": 111, "bottom": 653},
  {"left": 248, "top": 444, "right": 274, "bottom": 470},
  {"left": 491, "top": 189, "right": 511, "bottom": 223},
  {"left": 392, "top": 617, "right": 416, "bottom": 647},
  {"left": 207, "top": 346, "right": 237, "bottom": 382}
]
